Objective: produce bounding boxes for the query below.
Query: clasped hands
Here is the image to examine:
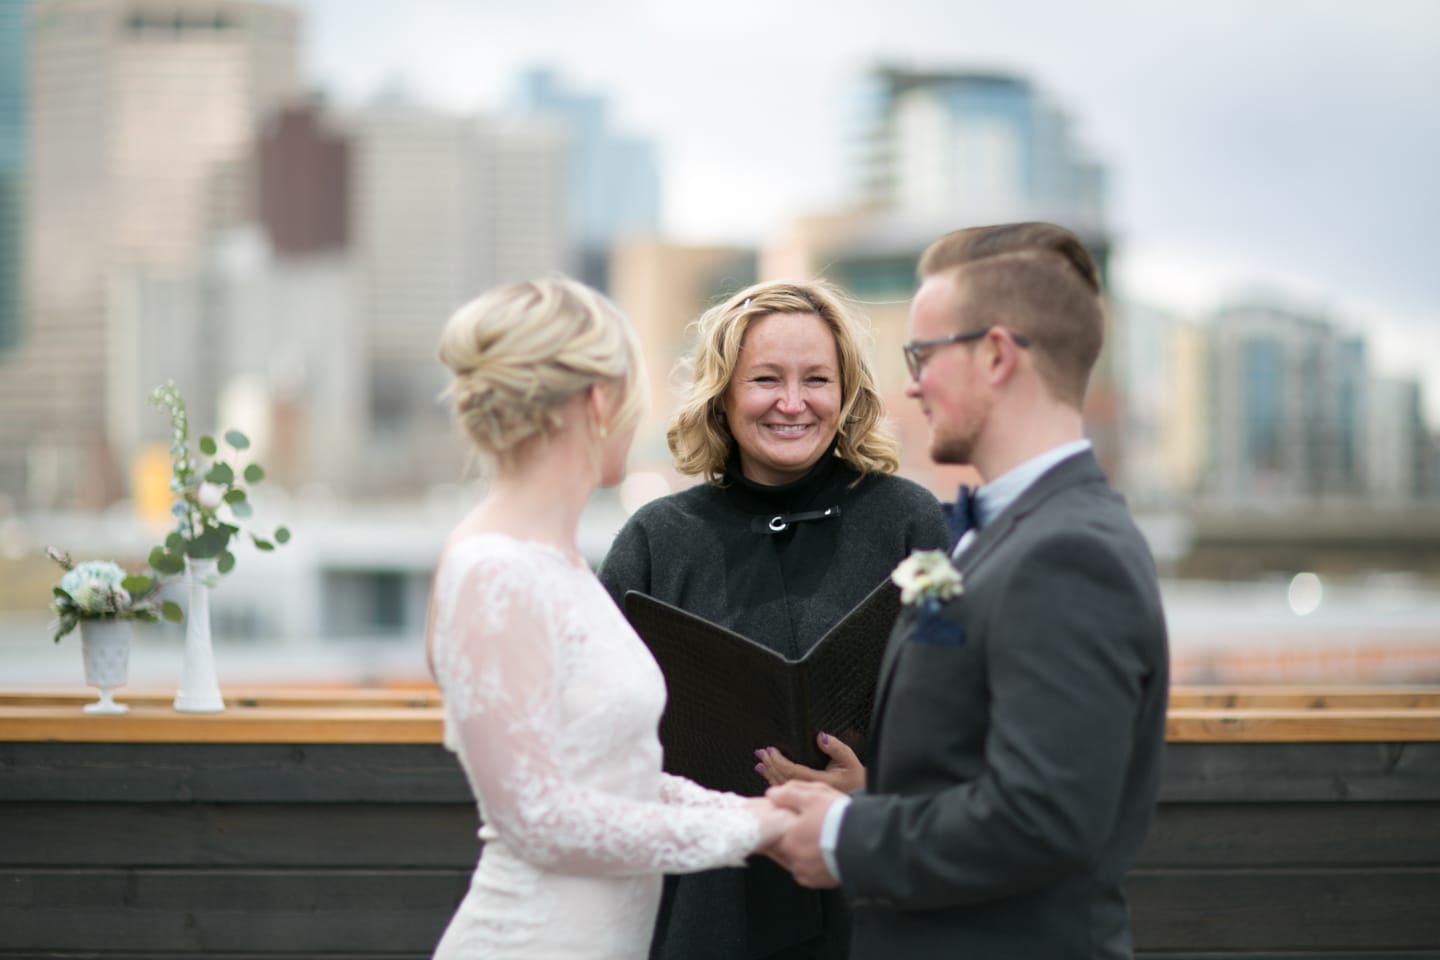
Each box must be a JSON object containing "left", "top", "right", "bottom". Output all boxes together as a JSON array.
[{"left": 744, "top": 732, "right": 866, "bottom": 890}]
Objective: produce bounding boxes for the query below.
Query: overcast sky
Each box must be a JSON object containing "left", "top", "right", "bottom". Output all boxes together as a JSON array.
[{"left": 289, "top": 0, "right": 1440, "bottom": 418}]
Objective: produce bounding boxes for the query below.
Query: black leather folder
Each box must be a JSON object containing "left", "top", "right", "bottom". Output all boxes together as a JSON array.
[{"left": 624, "top": 579, "right": 900, "bottom": 796}]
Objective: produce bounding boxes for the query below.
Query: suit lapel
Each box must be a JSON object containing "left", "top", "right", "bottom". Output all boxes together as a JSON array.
[{"left": 867, "top": 451, "right": 1108, "bottom": 759}]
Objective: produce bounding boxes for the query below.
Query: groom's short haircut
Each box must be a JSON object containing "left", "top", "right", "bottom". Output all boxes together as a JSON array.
[
  {"left": 919, "top": 222, "right": 1101, "bottom": 295},
  {"left": 942, "top": 241, "right": 1105, "bottom": 409}
]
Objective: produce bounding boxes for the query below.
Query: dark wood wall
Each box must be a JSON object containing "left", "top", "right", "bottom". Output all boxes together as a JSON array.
[{"left": 3, "top": 740, "right": 1438, "bottom": 957}]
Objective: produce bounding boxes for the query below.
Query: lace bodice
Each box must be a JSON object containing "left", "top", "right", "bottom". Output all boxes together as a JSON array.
[{"left": 429, "top": 534, "right": 759, "bottom": 957}]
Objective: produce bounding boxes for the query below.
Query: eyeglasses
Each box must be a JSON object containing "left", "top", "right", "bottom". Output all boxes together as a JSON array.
[{"left": 902, "top": 326, "right": 1032, "bottom": 381}]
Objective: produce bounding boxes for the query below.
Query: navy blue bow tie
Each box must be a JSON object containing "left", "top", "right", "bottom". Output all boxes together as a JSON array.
[{"left": 942, "top": 484, "right": 981, "bottom": 546}]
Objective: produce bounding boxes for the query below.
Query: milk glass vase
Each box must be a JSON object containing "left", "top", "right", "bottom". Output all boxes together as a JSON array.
[
  {"left": 80, "top": 620, "right": 133, "bottom": 715},
  {"left": 173, "top": 557, "right": 225, "bottom": 713}
]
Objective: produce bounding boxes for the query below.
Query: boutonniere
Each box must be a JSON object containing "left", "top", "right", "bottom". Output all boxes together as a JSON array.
[{"left": 890, "top": 550, "right": 964, "bottom": 608}]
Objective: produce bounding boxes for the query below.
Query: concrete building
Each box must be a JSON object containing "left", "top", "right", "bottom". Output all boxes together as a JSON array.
[
  {"left": 608, "top": 238, "right": 756, "bottom": 474},
  {"left": 1365, "top": 376, "right": 1429, "bottom": 501},
  {"left": 853, "top": 68, "right": 1108, "bottom": 244},
  {"left": 0, "top": 0, "right": 26, "bottom": 359},
  {"left": 1204, "top": 303, "right": 1368, "bottom": 503},
  {"left": 0, "top": 0, "right": 301, "bottom": 508},
  {"left": 510, "top": 68, "right": 661, "bottom": 290},
  {"left": 345, "top": 102, "right": 569, "bottom": 495},
  {"left": 1114, "top": 300, "right": 1208, "bottom": 505}
]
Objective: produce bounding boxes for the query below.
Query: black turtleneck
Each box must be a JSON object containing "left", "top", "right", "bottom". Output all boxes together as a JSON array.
[{"left": 600, "top": 447, "right": 948, "bottom": 662}]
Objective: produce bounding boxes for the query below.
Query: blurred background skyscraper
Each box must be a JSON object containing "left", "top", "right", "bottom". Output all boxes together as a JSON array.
[{"left": 1, "top": 0, "right": 1436, "bottom": 687}]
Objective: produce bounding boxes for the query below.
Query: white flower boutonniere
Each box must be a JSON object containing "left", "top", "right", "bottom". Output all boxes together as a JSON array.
[{"left": 890, "top": 549, "right": 964, "bottom": 608}]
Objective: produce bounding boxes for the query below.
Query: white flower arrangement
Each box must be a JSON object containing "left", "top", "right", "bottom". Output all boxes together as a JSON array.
[
  {"left": 890, "top": 549, "right": 965, "bottom": 608},
  {"left": 47, "top": 548, "right": 181, "bottom": 643}
]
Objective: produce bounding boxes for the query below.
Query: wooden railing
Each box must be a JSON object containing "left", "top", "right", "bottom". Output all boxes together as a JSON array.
[
  {"left": 3, "top": 685, "right": 1438, "bottom": 958},
  {"left": 3, "top": 685, "right": 1439, "bottom": 744}
]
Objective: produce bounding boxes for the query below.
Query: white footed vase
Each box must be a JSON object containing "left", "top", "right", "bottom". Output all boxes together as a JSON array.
[
  {"left": 80, "top": 619, "right": 132, "bottom": 714},
  {"left": 174, "top": 556, "right": 225, "bottom": 713}
]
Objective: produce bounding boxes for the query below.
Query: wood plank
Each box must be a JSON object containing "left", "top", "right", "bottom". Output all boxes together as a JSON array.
[
  {"left": 0, "top": 688, "right": 441, "bottom": 709},
  {"left": 1135, "top": 952, "right": 1440, "bottom": 959},
  {"left": 0, "top": 802, "right": 480, "bottom": 867},
  {"left": 1126, "top": 868, "right": 1440, "bottom": 950},
  {"left": 1169, "top": 685, "right": 1440, "bottom": 709},
  {"left": 6, "top": 703, "right": 1440, "bottom": 744},
  {"left": 0, "top": 743, "right": 473, "bottom": 803},
  {"left": 1166, "top": 708, "right": 1440, "bottom": 742},
  {"left": 1162, "top": 742, "right": 1440, "bottom": 803},
  {"left": 0, "top": 704, "right": 444, "bottom": 743},
  {"left": 1, "top": 869, "right": 465, "bottom": 952},
  {"left": 1135, "top": 802, "right": 1440, "bottom": 868}
]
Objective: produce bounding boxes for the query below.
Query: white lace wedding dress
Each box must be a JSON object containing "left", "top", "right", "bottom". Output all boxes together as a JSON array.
[{"left": 429, "top": 533, "right": 760, "bottom": 959}]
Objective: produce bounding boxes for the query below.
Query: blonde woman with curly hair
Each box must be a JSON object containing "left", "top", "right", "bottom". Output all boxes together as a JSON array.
[
  {"left": 425, "top": 276, "right": 795, "bottom": 960},
  {"left": 598, "top": 279, "right": 948, "bottom": 960}
]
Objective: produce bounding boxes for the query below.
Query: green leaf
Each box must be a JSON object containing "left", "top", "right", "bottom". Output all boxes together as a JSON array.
[
  {"left": 151, "top": 550, "right": 186, "bottom": 576},
  {"left": 187, "top": 527, "right": 231, "bottom": 559},
  {"left": 230, "top": 500, "right": 253, "bottom": 519},
  {"left": 131, "top": 609, "right": 158, "bottom": 623},
  {"left": 274, "top": 527, "right": 291, "bottom": 544},
  {"left": 121, "top": 575, "right": 153, "bottom": 596},
  {"left": 223, "top": 488, "right": 247, "bottom": 504},
  {"left": 53, "top": 586, "right": 73, "bottom": 602},
  {"left": 54, "top": 614, "right": 78, "bottom": 643},
  {"left": 204, "top": 462, "right": 234, "bottom": 485},
  {"left": 225, "top": 430, "right": 250, "bottom": 450},
  {"left": 251, "top": 535, "right": 275, "bottom": 552},
  {"left": 161, "top": 601, "right": 184, "bottom": 623},
  {"left": 217, "top": 551, "right": 236, "bottom": 574},
  {"left": 199, "top": 435, "right": 217, "bottom": 455},
  {"left": 243, "top": 464, "right": 265, "bottom": 484},
  {"left": 165, "top": 532, "right": 185, "bottom": 552}
]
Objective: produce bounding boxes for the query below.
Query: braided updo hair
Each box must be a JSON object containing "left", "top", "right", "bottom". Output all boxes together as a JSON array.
[{"left": 438, "top": 277, "right": 646, "bottom": 463}]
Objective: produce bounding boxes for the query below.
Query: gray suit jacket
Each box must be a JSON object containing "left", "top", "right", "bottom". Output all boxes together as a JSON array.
[{"left": 836, "top": 450, "right": 1169, "bottom": 959}]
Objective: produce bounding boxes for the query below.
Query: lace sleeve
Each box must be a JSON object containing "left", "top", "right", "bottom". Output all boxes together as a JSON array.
[
  {"left": 658, "top": 773, "right": 748, "bottom": 810},
  {"left": 433, "top": 548, "right": 760, "bottom": 877}
]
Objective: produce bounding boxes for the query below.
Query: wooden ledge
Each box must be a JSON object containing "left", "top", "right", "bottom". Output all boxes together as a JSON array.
[
  {"left": 1166, "top": 707, "right": 1440, "bottom": 742},
  {"left": 2, "top": 687, "right": 1439, "bottom": 744}
]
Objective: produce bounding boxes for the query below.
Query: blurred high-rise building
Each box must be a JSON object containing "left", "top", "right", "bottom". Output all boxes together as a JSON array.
[
  {"left": 764, "top": 64, "right": 1119, "bottom": 495},
  {"left": 854, "top": 68, "right": 1108, "bottom": 245},
  {"left": 510, "top": 68, "right": 660, "bottom": 291},
  {"left": 0, "top": 0, "right": 26, "bottom": 359},
  {"left": 608, "top": 239, "right": 756, "bottom": 472},
  {"left": 1114, "top": 300, "right": 1208, "bottom": 505},
  {"left": 0, "top": 0, "right": 301, "bottom": 509},
  {"left": 1364, "top": 376, "right": 1430, "bottom": 501},
  {"left": 346, "top": 102, "right": 568, "bottom": 495},
  {"left": 1203, "top": 302, "right": 1406, "bottom": 504}
]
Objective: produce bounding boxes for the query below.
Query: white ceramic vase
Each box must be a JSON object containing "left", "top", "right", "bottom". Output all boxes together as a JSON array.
[
  {"left": 80, "top": 619, "right": 132, "bottom": 714},
  {"left": 174, "top": 556, "right": 225, "bottom": 713}
]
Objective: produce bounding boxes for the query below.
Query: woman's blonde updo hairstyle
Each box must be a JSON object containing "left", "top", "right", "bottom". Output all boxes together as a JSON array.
[
  {"left": 438, "top": 276, "right": 645, "bottom": 463},
  {"left": 667, "top": 279, "right": 899, "bottom": 481}
]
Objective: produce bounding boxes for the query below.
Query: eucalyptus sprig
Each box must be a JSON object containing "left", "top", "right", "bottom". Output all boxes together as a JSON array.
[{"left": 146, "top": 381, "right": 291, "bottom": 578}]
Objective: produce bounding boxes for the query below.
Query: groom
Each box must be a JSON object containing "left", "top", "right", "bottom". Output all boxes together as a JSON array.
[{"left": 767, "top": 223, "right": 1169, "bottom": 959}]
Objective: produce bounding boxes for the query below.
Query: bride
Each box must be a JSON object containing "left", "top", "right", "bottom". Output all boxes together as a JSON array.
[{"left": 427, "top": 277, "right": 795, "bottom": 958}]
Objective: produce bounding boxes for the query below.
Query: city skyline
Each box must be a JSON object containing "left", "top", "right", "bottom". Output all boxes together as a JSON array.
[{"left": 287, "top": 0, "right": 1440, "bottom": 419}]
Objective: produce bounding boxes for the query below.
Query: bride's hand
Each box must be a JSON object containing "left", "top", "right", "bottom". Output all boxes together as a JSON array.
[
  {"left": 755, "top": 732, "right": 866, "bottom": 794},
  {"left": 743, "top": 796, "right": 798, "bottom": 848}
]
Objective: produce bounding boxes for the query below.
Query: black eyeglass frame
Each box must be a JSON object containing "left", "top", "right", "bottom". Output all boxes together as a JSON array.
[{"left": 902, "top": 326, "right": 1032, "bottom": 380}]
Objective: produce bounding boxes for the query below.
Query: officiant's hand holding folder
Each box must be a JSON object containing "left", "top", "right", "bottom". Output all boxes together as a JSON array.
[{"left": 624, "top": 578, "right": 900, "bottom": 797}]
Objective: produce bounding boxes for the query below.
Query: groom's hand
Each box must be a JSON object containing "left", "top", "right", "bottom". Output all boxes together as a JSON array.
[{"left": 764, "top": 781, "right": 843, "bottom": 889}]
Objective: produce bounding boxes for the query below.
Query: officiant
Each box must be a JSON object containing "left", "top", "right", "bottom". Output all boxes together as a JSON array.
[{"left": 599, "top": 279, "right": 948, "bottom": 960}]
